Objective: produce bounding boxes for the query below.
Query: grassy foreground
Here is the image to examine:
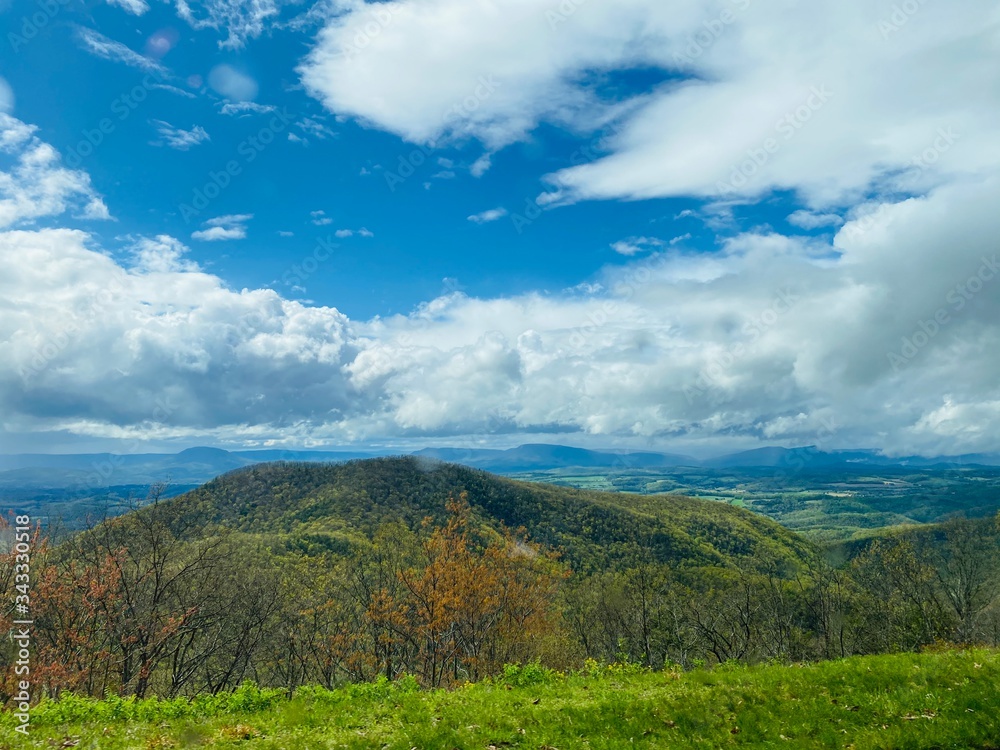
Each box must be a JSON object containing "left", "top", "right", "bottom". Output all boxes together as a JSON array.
[{"left": 3, "top": 650, "right": 999, "bottom": 749}]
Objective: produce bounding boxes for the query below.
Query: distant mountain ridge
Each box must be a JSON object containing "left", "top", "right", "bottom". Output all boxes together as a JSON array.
[
  {"left": 162, "top": 457, "right": 817, "bottom": 571},
  {"left": 1, "top": 443, "right": 998, "bottom": 489}
]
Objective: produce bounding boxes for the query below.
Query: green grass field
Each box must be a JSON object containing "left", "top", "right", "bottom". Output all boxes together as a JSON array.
[{"left": 4, "top": 650, "right": 999, "bottom": 749}]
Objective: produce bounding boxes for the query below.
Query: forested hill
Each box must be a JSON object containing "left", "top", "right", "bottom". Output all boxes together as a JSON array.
[{"left": 162, "top": 456, "right": 815, "bottom": 571}]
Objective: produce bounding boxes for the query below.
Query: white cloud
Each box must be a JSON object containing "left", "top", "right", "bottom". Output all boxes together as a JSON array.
[
  {"left": 207, "top": 64, "right": 258, "bottom": 101},
  {"left": 5, "top": 22, "right": 1000, "bottom": 457},
  {"left": 468, "top": 207, "right": 508, "bottom": 224},
  {"left": 5, "top": 176, "right": 1000, "bottom": 455},
  {"left": 151, "top": 120, "right": 211, "bottom": 150},
  {"left": 219, "top": 100, "right": 276, "bottom": 116},
  {"left": 333, "top": 227, "right": 374, "bottom": 238},
  {"left": 191, "top": 214, "right": 251, "bottom": 241},
  {"left": 2, "top": 228, "right": 357, "bottom": 440},
  {"left": 191, "top": 226, "right": 245, "bottom": 241},
  {"left": 296, "top": 116, "right": 335, "bottom": 139},
  {"left": 299, "top": 0, "right": 1000, "bottom": 211},
  {"left": 787, "top": 210, "right": 844, "bottom": 230},
  {"left": 76, "top": 28, "right": 167, "bottom": 74},
  {"left": 0, "top": 114, "right": 109, "bottom": 228},
  {"left": 106, "top": 0, "right": 149, "bottom": 15},
  {"left": 299, "top": 0, "right": 628, "bottom": 149},
  {"left": 611, "top": 236, "right": 663, "bottom": 256},
  {"left": 470, "top": 153, "right": 492, "bottom": 177},
  {"left": 283, "top": 0, "right": 343, "bottom": 32},
  {"left": 150, "top": 83, "right": 197, "bottom": 99},
  {"left": 173, "top": 0, "right": 282, "bottom": 48},
  {"left": 208, "top": 213, "right": 254, "bottom": 225},
  {"left": 130, "top": 234, "right": 199, "bottom": 273}
]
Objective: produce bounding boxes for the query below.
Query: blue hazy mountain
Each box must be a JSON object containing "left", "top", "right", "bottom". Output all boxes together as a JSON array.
[{"left": 1, "top": 443, "right": 998, "bottom": 490}]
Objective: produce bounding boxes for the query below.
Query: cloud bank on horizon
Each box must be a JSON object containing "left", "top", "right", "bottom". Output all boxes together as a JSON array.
[{"left": 2, "top": 0, "right": 1000, "bottom": 457}]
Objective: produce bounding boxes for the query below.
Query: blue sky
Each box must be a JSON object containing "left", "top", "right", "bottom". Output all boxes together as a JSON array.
[
  {"left": 1, "top": 0, "right": 999, "bottom": 456},
  {"left": 1, "top": 3, "right": 731, "bottom": 319}
]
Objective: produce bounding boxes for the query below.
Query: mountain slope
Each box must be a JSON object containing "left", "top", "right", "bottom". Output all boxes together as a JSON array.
[{"left": 164, "top": 457, "right": 815, "bottom": 571}]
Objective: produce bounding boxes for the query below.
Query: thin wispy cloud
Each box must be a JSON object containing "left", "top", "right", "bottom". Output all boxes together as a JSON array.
[
  {"left": 150, "top": 83, "right": 197, "bottom": 99},
  {"left": 173, "top": 0, "right": 281, "bottom": 48},
  {"left": 75, "top": 27, "right": 167, "bottom": 74},
  {"left": 611, "top": 237, "right": 664, "bottom": 256},
  {"left": 106, "top": 0, "right": 149, "bottom": 15},
  {"left": 151, "top": 121, "right": 210, "bottom": 150},
  {"left": 220, "top": 100, "right": 276, "bottom": 116}
]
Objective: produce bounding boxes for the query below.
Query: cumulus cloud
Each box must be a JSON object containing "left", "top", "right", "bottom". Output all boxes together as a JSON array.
[
  {"left": 299, "top": 0, "right": 1000, "bottom": 210},
  {"left": 2, "top": 228, "right": 358, "bottom": 440},
  {"left": 4, "top": 10, "right": 1000, "bottom": 456},
  {"left": 191, "top": 214, "right": 252, "bottom": 241},
  {"left": 76, "top": 27, "right": 167, "bottom": 74},
  {"left": 151, "top": 120, "right": 211, "bottom": 150},
  {"left": 5, "top": 176, "right": 1000, "bottom": 454},
  {"left": 130, "top": 235, "right": 199, "bottom": 273},
  {"left": 309, "top": 209, "right": 331, "bottom": 225},
  {"left": 0, "top": 114, "right": 109, "bottom": 227}
]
